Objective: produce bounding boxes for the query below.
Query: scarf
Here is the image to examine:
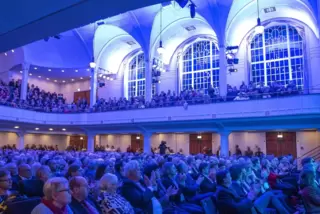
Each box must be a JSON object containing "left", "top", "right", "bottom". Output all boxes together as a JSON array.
[{"left": 41, "top": 198, "right": 68, "bottom": 214}]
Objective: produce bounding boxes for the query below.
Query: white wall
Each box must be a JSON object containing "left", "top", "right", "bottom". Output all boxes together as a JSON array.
[
  {"left": 296, "top": 131, "right": 320, "bottom": 157},
  {"left": 229, "top": 132, "right": 266, "bottom": 154},
  {"left": 98, "top": 134, "right": 131, "bottom": 152},
  {"left": 59, "top": 80, "right": 90, "bottom": 103},
  {"left": 151, "top": 133, "right": 190, "bottom": 154},
  {"left": 0, "top": 132, "right": 69, "bottom": 150}
]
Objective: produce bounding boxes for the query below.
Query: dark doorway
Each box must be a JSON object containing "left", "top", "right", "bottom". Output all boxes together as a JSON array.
[
  {"left": 131, "top": 134, "right": 143, "bottom": 153},
  {"left": 266, "top": 132, "right": 297, "bottom": 157},
  {"left": 189, "top": 133, "right": 212, "bottom": 155}
]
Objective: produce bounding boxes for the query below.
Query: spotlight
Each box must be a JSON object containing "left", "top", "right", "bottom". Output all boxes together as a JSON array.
[
  {"left": 229, "top": 68, "right": 238, "bottom": 73},
  {"left": 189, "top": 2, "right": 196, "bottom": 18}
]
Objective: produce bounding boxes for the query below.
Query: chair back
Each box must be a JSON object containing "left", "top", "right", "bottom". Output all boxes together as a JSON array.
[
  {"left": 5, "top": 197, "right": 41, "bottom": 214},
  {"left": 19, "top": 179, "right": 44, "bottom": 197}
]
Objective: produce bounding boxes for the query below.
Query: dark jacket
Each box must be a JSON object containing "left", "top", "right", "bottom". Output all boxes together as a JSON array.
[
  {"left": 300, "top": 185, "right": 320, "bottom": 214},
  {"left": 231, "top": 181, "right": 247, "bottom": 198},
  {"left": 69, "top": 196, "right": 100, "bottom": 214},
  {"left": 216, "top": 185, "right": 254, "bottom": 214},
  {"left": 161, "top": 175, "right": 185, "bottom": 204},
  {"left": 200, "top": 176, "right": 217, "bottom": 193},
  {"left": 121, "top": 178, "right": 154, "bottom": 214}
]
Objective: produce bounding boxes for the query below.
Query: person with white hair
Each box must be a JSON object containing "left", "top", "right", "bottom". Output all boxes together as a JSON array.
[
  {"left": 121, "top": 160, "right": 162, "bottom": 213},
  {"left": 97, "top": 173, "right": 134, "bottom": 214},
  {"left": 31, "top": 177, "right": 73, "bottom": 214}
]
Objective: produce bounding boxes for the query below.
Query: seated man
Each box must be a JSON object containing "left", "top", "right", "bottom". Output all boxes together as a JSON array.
[
  {"left": 69, "top": 176, "right": 100, "bottom": 214},
  {"left": 216, "top": 169, "right": 256, "bottom": 214},
  {"left": 161, "top": 162, "right": 204, "bottom": 214},
  {"left": 229, "top": 164, "right": 291, "bottom": 214},
  {"left": 121, "top": 160, "right": 162, "bottom": 213}
]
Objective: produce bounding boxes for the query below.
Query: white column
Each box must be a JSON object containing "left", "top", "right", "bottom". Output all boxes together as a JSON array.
[
  {"left": 20, "top": 63, "right": 30, "bottom": 100},
  {"left": 219, "top": 45, "right": 227, "bottom": 97},
  {"left": 143, "top": 132, "right": 152, "bottom": 154},
  {"left": 145, "top": 54, "right": 152, "bottom": 102},
  {"left": 90, "top": 68, "right": 97, "bottom": 107},
  {"left": 87, "top": 133, "right": 95, "bottom": 152},
  {"left": 16, "top": 132, "right": 25, "bottom": 150},
  {"left": 220, "top": 131, "right": 230, "bottom": 157}
]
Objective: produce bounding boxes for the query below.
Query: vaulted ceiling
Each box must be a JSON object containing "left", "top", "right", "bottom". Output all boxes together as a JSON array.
[{"left": 0, "top": 0, "right": 318, "bottom": 81}]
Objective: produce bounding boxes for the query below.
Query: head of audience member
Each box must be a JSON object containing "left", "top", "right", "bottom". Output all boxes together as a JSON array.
[
  {"left": 69, "top": 176, "right": 89, "bottom": 202},
  {"left": 230, "top": 164, "right": 246, "bottom": 182},
  {"left": 47, "top": 159, "right": 58, "bottom": 173},
  {"left": 199, "top": 162, "right": 210, "bottom": 176},
  {"left": 5, "top": 163, "right": 18, "bottom": 176},
  {"left": 18, "top": 163, "right": 32, "bottom": 179},
  {"left": 144, "top": 163, "right": 160, "bottom": 180},
  {"left": 36, "top": 166, "right": 51, "bottom": 183},
  {"left": 216, "top": 170, "right": 232, "bottom": 188},
  {"left": 162, "top": 162, "right": 177, "bottom": 179},
  {"left": 66, "top": 164, "right": 82, "bottom": 179},
  {"left": 114, "top": 160, "right": 124, "bottom": 177},
  {"left": 31, "top": 162, "right": 42, "bottom": 176},
  {"left": 301, "top": 157, "right": 316, "bottom": 169},
  {"left": 0, "top": 169, "right": 12, "bottom": 195},
  {"left": 43, "top": 177, "right": 71, "bottom": 208},
  {"left": 251, "top": 157, "right": 261, "bottom": 169},
  {"left": 95, "top": 164, "right": 107, "bottom": 181},
  {"left": 176, "top": 162, "right": 188, "bottom": 174},
  {"left": 124, "top": 160, "right": 142, "bottom": 182},
  {"left": 99, "top": 173, "right": 119, "bottom": 194}
]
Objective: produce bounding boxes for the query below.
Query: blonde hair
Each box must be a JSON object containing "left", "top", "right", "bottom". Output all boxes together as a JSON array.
[{"left": 43, "top": 177, "right": 69, "bottom": 200}]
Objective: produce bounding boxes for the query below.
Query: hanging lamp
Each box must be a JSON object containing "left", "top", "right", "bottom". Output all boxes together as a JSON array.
[
  {"left": 157, "top": 5, "right": 165, "bottom": 55},
  {"left": 255, "top": 0, "right": 264, "bottom": 34}
]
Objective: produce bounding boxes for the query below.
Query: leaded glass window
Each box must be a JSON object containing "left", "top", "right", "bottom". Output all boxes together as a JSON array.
[
  {"left": 250, "top": 24, "right": 304, "bottom": 88},
  {"left": 128, "top": 53, "right": 145, "bottom": 98},
  {"left": 181, "top": 40, "right": 219, "bottom": 93}
]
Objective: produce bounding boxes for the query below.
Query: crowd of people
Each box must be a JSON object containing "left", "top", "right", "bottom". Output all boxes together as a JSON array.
[
  {"left": 0, "top": 143, "right": 317, "bottom": 214},
  {"left": 0, "top": 79, "right": 302, "bottom": 114}
]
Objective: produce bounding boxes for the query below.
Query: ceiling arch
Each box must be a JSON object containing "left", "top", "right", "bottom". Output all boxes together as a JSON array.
[
  {"left": 226, "top": 0, "right": 319, "bottom": 46},
  {"left": 23, "top": 30, "right": 91, "bottom": 68},
  {"left": 94, "top": 25, "right": 141, "bottom": 74},
  {"left": 150, "top": 3, "right": 217, "bottom": 65}
]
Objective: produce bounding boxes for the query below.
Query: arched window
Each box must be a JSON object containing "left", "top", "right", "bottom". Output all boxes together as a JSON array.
[
  {"left": 181, "top": 40, "right": 219, "bottom": 93},
  {"left": 128, "top": 53, "right": 145, "bottom": 98},
  {"left": 250, "top": 24, "right": 304, "bottom": 88}
]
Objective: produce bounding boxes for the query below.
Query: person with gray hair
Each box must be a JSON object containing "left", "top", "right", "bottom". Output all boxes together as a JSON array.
[
  {"left": 97, "top": 173, "right": 134, "bottom": 214},
  {"left": 31, "top": 177, "right": 73, "bottom": 214},
  {"left": 121, "top": 160, "right": 162, "bottom": 213}
]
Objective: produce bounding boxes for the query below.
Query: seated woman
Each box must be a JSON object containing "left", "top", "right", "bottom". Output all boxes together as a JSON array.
[
  {"left": 31, "top": 177, "right": 73, "bottom": 214},
  {"left": 97, "top": 173, "right": 134, "bottom": 214}
]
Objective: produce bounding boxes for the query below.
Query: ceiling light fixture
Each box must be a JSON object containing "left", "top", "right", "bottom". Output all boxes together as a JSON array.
[
  {"left": 4, "top": 53, "right": 7, "bottom": 56},
  {"left": 80, "top": 77, "right": 83, "bottom": 79},
  {"left": 157, "top": 5, "right": 166, "bottom": 56},
  {"left": 62, "top": 128, "right": 66, "bottom": 131},
  {"left": 35, "top": 128, "right": 39, "bottom": 130},
  {"left": 29, "top": 73, "right": 32, "bottom": 76},
  {"left": 75, "top": 70, "right": 78, "bottom": 72},
  {"left": 255, "top": 0, "right": 265, "bottom": 34},
  {"left": 48, "top": 69, "right": 51, "bottom": 71},
  {"left": 61, "top": 70, "right": 64, "bottom": 72},
  {"left": 80, "top": 137, "right": 84, "bottom": 140},
  {"left": 54, "top": 80, "right": 57, "bottom": 82},
  {"left": 11, "top": 50, "right": 14, "bottom": 53},
  {"left": 38, "top": 76, "right": 41, "bottom": 78},
  {"left": 46, "top": 78, "right": 50, "bottom": 80},
  {"left": 49, "top": 128, "right": 53, "bottom": 131},
  {"left": 14, "top": 126, "right": 19, "bottom": 129},
  {"left": 62, "top": 80, "right": 65, "bottom": 83},
  {"left": 71, "top": 79, "right": 74, "bottom": 81},
  {"left": 20, "top": 71, "right": 23, "bottom": 73},
  {"left": 77, "top": 88, "right": 81, "bottom": 91},
  {"left": 34, "top": 67, "right": 37, "bottom": 70}
]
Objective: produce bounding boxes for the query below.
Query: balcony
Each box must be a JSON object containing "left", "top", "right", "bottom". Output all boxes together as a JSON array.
[{"left": 0, "top": 94, "right": 319, "bottom": 126}]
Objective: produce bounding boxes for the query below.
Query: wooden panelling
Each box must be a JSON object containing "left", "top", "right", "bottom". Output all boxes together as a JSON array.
[
  {"left": 266, "top": 132, "right": 297, "bottom": 157},
  {"left": 189, "top": 133, "right": 212, "bottom": 155}
]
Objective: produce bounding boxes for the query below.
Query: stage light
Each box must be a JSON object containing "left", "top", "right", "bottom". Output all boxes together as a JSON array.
[{"left": 189, "top": 2, "right": 196, "bottom": 18}]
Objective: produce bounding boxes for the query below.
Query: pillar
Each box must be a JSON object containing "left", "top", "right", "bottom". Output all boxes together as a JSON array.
[
  {"left": 16, "top": 132, "right": 25, "bottom": 150},
  {"left": 220, "top": 131, "right": 230, "bottom": 157},
  {"left": 20, "top": 63, "right": 30, "bottom": 100},
  {"left": 219, "top": 45, "right": 227, "bottom": 97},
  {"left": 90, "top": 68, "right": 97, "bottom": 107},
  {"left": 143, "top": 132, "right": 152, "bottom": 154},
  {"left": 145, "top": 54, "right": 152, "bottom": 102},
  {"left": 87, "top": 133, "right": 95, "bottom": 152}
]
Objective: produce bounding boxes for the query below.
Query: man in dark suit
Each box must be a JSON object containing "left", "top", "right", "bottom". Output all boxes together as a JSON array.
[
  {"left": 215, "top": 169, "right": 256, "bottom": 214},
  {"left": 161, "top": 162, "right": 203, "bottom": 214},
  {"left": 69, "top": 176, "right": 100, "bottom": 214},
  {"left": 11, "top": 164, "right": 33, "bottom": 191},
  {"left": 121, "top": 160, "right": 160, "bottom": 213},
  {"left": 198, "top": 162, "right": 217, "bottom": 193}
]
